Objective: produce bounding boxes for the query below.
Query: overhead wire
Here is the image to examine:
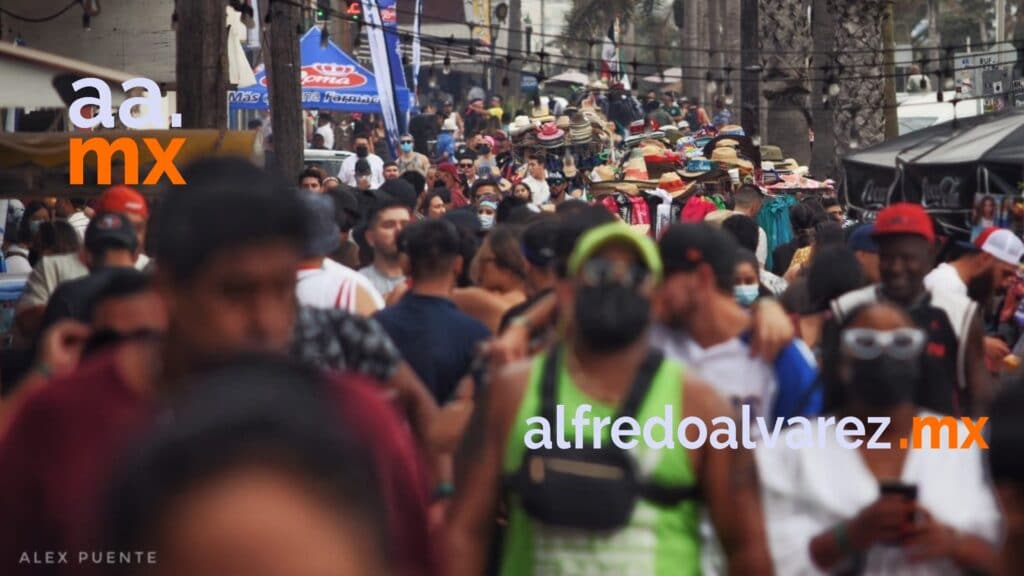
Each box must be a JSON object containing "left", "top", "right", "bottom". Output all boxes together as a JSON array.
[{"left": 0, "top": 1, "right": 80, "bottom": 23}]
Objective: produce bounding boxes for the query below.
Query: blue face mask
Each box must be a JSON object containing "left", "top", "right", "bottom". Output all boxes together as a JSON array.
[
  {"left": 401, "top": 142, "right": 413, "bottom": 153},
  {"left": 28, "top": 220, "right": 42, "bottom": 237},
  {"left": 734, "top": 284, "right": 759, "bottom": 307}
]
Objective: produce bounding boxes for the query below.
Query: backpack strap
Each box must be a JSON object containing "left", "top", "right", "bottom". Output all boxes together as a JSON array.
[
  {"left": 615, "top": 350, "right": 665, "bottom": 419},
  {"left": 539, "top": 345, "right": 562, "bottom": 425},
  {"left": 540, "top": 346, "right": 664, "bottom": 424}
]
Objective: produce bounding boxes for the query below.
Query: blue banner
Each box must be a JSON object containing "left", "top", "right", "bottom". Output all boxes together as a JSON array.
[
  {"left": 227, "top": 27, "right": 411, "bottom": 115},
  {"left": 362, "top": 0, "right": 403, "bottom": 157}
]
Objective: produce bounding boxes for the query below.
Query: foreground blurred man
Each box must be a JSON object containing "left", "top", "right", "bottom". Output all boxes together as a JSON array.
[
  {"left": 446, "top": 222, "right": 773, "bottom": 576},
  {"left": 0, "top": 158, "right": 434, "bottom": 576}
]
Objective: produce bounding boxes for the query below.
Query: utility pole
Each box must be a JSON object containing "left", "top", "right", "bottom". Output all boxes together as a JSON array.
[
  {"left": 265, "top": 0, "right": 303, "bottom": 179},
  {"left": 741, "top": 0, "right": 760, "bottom": 138},
  {"left": 175, "top": 0, "right": 228, "bottom": 129}
]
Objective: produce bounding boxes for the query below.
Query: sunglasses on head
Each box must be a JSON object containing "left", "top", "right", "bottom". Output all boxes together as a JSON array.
[
  {"left": 579, "top": 258, "right": 651, "bottom": 290},
  {"left": 840, "top": 328, "right": 925, "bottom": 361}
]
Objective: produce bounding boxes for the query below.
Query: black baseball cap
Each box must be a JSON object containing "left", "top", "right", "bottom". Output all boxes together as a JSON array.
[
  {"left": 455, "top": 147, "right": 477, "bottom": 162},
  {"left": 659, "top": 223, "right": 738, "bottom": 291},
  {"left": 85, "top": 212, "right": 138, "bottom": 254}
]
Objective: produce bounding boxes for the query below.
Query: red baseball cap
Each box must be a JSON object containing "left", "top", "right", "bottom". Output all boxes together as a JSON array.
[
  {"left": 97, "top": 185, "right": 149, "bottom": 219},
  {"left": 871, "top": 203, "right": 934, "bottom": 243}
]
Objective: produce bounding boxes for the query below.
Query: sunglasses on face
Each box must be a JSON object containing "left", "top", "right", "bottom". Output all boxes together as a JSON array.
[
  {"left": 579, "top": 259, "right": 651, "bottom": 289},
  {"left": 401, "top": 139, "right": 414, "bottom": 144},
  {"left": 840, "top": 328, "right": 925, "bottom": 361},
  {"left": 459, "top": 163, "right": 474, "bottom": 169}
]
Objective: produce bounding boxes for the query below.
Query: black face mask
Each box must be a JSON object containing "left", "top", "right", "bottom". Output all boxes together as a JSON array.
[
  {"left": 644, "top": 100, "right": 660, "bottom": 113},
  {"left": 355, "top": 145, "right": 369, "bottom": 158},
  {"left": 574, "top": 284, "right": 650, "bottom": 353},
  {"left": 475, "top": 145, "right": 489, "bottom": 155},
  {"left": 847, "top": 356, "right": 918, "bottom": 409}
]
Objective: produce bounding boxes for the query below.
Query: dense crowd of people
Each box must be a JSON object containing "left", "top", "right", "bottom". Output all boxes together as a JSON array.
[{"left": 1, "top": 86, "right": 1024, "bottom": 576}]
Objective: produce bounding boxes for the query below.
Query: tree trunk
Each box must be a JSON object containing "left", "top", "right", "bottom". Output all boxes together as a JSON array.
[
  {"left": 883, "top": 2, "right": 899, "bottom": 140},
  {"left": 810, "top": 0, "right": 836, "bottom": 177},
  {"left": 266, "top": 0, "right": 303, "bottom": 179},
  {"left": 508, "top": 0, "right": 523, "bottom": 106},
  {"left": 760, "top": 0, "right": 812, "bottom": 165},
  {"left": 724, "top": 0, "right": 741, "bottom": 98},
  {"left": 741, "top": 0, "right": 761, "bottom": 139},
  {"left": 829, "top": 0, "right": 887, "bottom": 163},
  {"left": 176, "top": 0, "right": 227, "bottom": 129}
]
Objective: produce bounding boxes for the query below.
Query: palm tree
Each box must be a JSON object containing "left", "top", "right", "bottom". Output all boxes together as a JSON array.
[
  {"left": 828, "top": 0, "right": 888, "bottom": 162},
  {"left": 560, "top": 0, "right": 671, "bottom": 76},
  {"left": 760, "top": 0, "right": 812, "bottom": 164}
]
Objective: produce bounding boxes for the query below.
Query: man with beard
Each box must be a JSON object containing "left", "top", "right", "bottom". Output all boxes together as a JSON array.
[
  {"left": 650, "top": 224, "right": 820, "bottom": 423},
  {"left": 826, "top": 203, "right": 989, "bottom": 417},
  {"left": 446, "top": 222, "right": 774, "bottom": 576},
  {"left": 924, "top": 227, "right": 1023, "bottom": 364},
  {"left": 0, "top": 158, "right": 435, "bottom": 576}
]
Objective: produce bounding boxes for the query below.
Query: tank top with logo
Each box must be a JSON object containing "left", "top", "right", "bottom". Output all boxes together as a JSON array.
[{"left": 500, "top": 350, "right": 701, "bottom": 576}]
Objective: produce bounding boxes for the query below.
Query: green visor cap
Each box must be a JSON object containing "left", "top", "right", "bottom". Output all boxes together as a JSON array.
[{"left": 567, "top": 222, "right": 664, "bottom": 285}]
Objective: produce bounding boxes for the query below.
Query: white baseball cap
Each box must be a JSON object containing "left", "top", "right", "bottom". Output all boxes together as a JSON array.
[{"left": 974, "top": 227, "right": 1024, "bottom": 266}]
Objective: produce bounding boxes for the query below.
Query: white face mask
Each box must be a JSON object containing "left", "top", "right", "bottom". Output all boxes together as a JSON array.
[
  {"left": 734, "top": 284, "right": 759, "bottom": 307},
  {"left": 478, "top": 213, "right": 495, "bottom": 230}
]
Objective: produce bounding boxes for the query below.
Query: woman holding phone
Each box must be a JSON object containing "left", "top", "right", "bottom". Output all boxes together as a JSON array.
[{"left": 756, "top": 302, "right": 999, "bottom": 574}]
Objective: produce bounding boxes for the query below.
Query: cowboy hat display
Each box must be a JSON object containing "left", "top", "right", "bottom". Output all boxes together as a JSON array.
[
  {"left": 509, "top": 115, "right": 534, "bottom": 137},
  {"left": 760, "top": 145, "right": 784, "bottom": 162},
  {"left": 710, "top": 147, "right": 754, "bottom": 171},
  {"left": 681, "top": 158, "right": 714, "bottom": 179},
  {"left": 657, "top": 172, "right": 693, "bottom": 199}
]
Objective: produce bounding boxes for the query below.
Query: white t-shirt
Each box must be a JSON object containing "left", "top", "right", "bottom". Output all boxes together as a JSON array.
[
  {"left": 296, "top": 258, "right": 384, "bottom": 313},
  {"left": 756, "top": 412, "right": 1000, "bottom": 575},
  {"left": 315, "top": 124, "right": 335, "bottom": 150},
  {"left": 923, "top": 262, "right": 967, "bottom": 297},
  {"left": 3, "top": 246, "right": 31, "bottom": 275},
  {"left": 338, "top": 154, "right": 385, "bottom": 189},
  {"left": 522, "top": 175, "right": 550, "bottom": 206},
  {"left": 649, "top": 324, "right": 778, "bottom": 423},
  {"left": 67, "top": 212, "right": 90, "bottom": 242},
  {"left": 17, "top": 253, "right": 151, "bottom": 309}
]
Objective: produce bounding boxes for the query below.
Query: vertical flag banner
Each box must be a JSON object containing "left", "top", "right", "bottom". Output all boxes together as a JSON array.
[
  {"left": 601, "top": 18, "right": 629, "bottom": 89},
  {"left": 412, "top": 0, "right": 423, "bottom": 98},
  {"left": 361, "top": 0, "right": 402, "bottom": 156}
]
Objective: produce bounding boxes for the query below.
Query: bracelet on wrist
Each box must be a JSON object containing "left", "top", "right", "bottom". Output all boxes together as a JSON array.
[
  {"left": 432, "top": 481, "right": 455, "bottom": 501},
  {"left": 833, "top": 522, "right": 853, "bottom": 557}
]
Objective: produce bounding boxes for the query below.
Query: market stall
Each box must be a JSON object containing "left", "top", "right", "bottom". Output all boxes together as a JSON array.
[{"left": 842, "top": 109, "right": 1024, "bottom": 236}]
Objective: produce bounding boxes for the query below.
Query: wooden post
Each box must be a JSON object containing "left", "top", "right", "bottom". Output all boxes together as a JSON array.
[
  {"left": 175, "top": 0, "right": 228, "bottom": 129},
  {"left": 265, "top": 0, "right": 303, "bottom": 180}
]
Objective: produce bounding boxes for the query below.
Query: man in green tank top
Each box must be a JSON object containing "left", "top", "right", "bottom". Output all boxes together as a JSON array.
[{"left": 446, "top": 223, "right": 774, "bottom": 576}]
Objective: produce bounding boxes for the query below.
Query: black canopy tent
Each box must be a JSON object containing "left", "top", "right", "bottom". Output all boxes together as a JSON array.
[{"left": 842, "top": 109, "right": 1024, "bottom": 235}]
